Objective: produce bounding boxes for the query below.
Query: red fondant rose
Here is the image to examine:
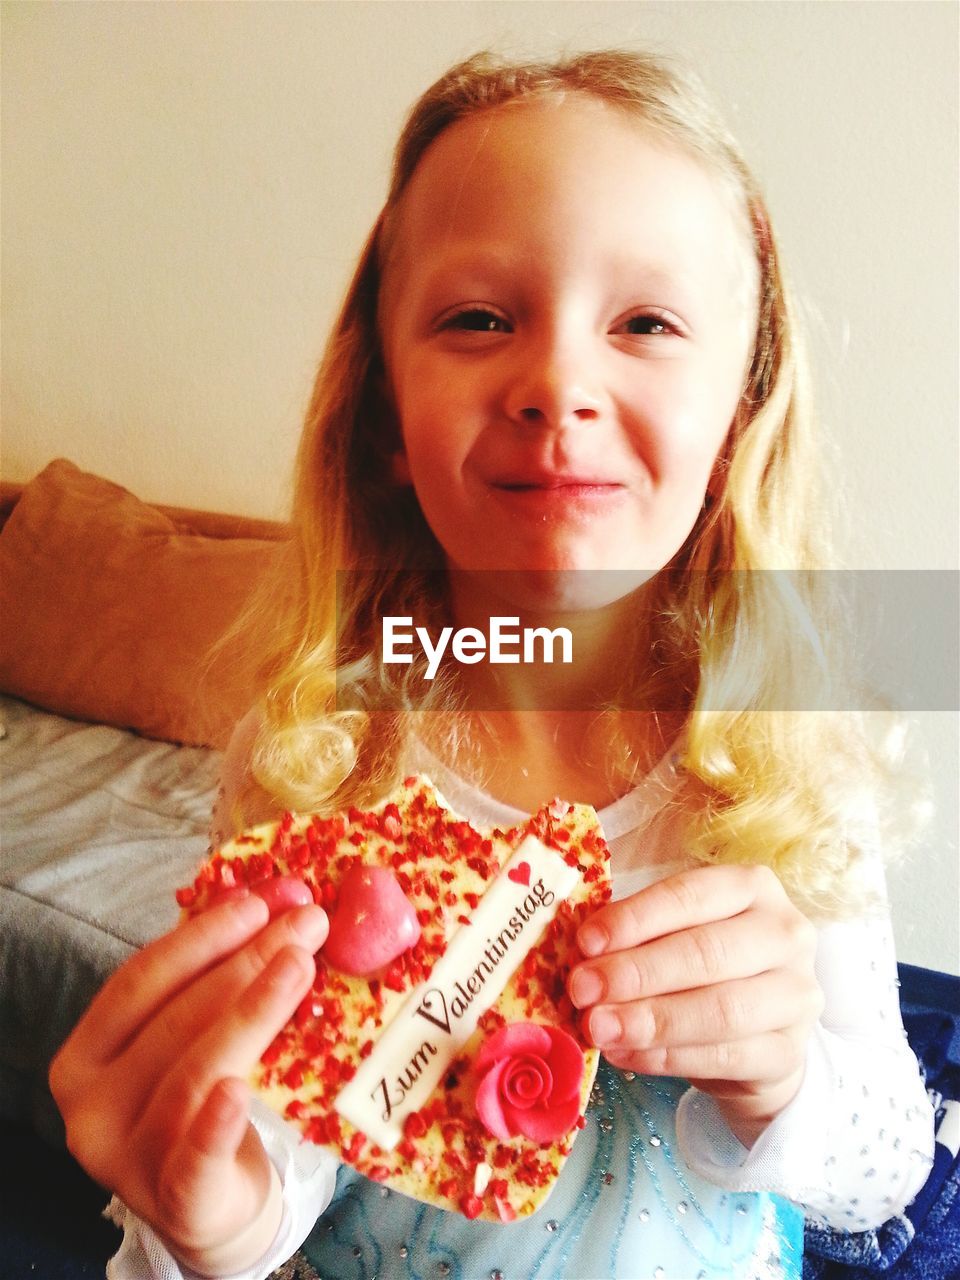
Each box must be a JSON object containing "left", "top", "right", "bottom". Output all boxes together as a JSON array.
[{"left": 474, "top": 1022, "right": 585, "bottom": 1144}]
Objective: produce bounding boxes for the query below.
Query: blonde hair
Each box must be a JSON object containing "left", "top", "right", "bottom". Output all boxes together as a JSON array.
[{"left": 244, "top": 50, "right": 919, "bottom": 919}]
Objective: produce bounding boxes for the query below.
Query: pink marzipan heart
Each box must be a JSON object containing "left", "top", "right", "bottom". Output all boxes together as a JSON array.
[
  {"left": 508, "top": 861, "right": 531, "bottom": 886},
  {"left": 322, "top": 864, "right": 421, "bottom": 976}
]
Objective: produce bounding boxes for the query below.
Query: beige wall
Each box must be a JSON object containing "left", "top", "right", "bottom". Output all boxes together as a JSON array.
[{"left": 2, "top": 1, "right": 957, "bottom": 971}]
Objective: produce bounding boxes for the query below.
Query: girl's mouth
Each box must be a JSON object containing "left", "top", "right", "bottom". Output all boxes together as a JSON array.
[
  {"left": 490, "top": 479, "right": 628, "bottom": 519},
  {"left": 502, "top": 481, "right": 623, "bottom": 494}
]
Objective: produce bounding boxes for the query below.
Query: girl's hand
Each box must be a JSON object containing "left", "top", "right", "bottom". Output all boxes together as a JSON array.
[
  {"left": 567, "top": 865, "right": 824, "bottom": 1148},
  {"left": 49, "top": 894, "right": 328, "bottom": 1277}
]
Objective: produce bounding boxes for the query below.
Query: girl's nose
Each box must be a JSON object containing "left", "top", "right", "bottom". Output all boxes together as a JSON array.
[{"left": 503, "top": 338, "right": 606, "bottom": 429}]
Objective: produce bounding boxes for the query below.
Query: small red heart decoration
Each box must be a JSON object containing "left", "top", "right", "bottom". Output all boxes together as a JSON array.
[
  {"left": 323, "top": 864, "right": 421, "bottom": 976},
  {"left": 508, "top": 861, "right": 531, "bottom": 886}
]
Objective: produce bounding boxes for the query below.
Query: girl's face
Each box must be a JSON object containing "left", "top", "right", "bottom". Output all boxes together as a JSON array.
[{"left": 381, "top": 96, "right": 756, "bottom": 604}]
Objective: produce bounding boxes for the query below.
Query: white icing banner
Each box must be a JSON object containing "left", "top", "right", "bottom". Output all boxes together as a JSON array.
[{"left": 335, "top": 835, "right": 580, "bottom": 1150}]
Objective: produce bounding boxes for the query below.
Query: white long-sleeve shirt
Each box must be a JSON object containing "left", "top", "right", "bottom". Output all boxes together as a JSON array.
[{"left": 106, "top": 732, "right": 935, "bottom": 1278}]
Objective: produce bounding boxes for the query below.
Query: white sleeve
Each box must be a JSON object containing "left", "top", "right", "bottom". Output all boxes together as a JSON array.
[
  {"left": 105, "top": 1101, "right": 339, "bottom": 1280},
  {"left": 675, "top": 878, "right": 936, "bottom": 1230}
]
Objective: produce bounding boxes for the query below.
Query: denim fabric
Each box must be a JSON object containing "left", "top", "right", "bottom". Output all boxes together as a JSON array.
[{"left": 803, "top": 967, "right": 960, "bottom": 1280}]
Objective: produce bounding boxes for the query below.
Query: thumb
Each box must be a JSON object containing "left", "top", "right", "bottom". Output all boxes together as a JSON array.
[
  {"left": 157, "top": 1077, "right": 271, "bottom": 1250},
  {"left": 184, "top": 1076, "right": 253, "bottom": 1167}
]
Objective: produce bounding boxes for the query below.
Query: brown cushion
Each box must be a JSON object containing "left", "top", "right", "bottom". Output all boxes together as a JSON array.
[{"left": 0, "top": 459, "right": 286, "bottom": 748}]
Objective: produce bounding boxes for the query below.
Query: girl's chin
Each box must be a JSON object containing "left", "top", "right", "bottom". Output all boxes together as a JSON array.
[{"left": 447, "top": 563, "right": 659, "bottom": 615}]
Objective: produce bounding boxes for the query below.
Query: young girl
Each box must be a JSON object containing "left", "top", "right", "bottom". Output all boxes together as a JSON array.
[{"left": 51, "top": 50, "right": 935, "bottom": 1280}]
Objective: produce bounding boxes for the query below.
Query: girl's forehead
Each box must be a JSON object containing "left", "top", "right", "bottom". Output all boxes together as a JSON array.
[
  {"left": 406, "top": 99, "right": 702, "bottom": 218},
  {"left": 385, "top": 96, "right": 753, "bottom": 289}
]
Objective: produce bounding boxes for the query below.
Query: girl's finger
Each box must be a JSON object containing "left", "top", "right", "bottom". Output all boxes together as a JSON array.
[
  {"left": 52, "top": 895, "right": 270, "bottom": 1080},
  {"left": 584, "top": 970, "right": 822, "bottom": 1052},
  {"left": 602, "top": 1027, "right": 806, "bottom": 1083},
  {"left": 119, "top": 905, "right": 328, "bottom": 1098},
  {"left": 576, "top": 864, "right": 787, "bottom": 958},
  {"left": 570, "top": 907, "right": 815, "bottom": 1007},
  {"left": 136, "top": 945, "right": 316, "bottom": 1157},
  {"left": 179, "top": 1076, "right": 251, "bottom": 1166},
  {"left": 207, "top": 876, "right": 314, "bottom": 919},
  {"left": 153, "top": 1079, "right": 274, "bottom": 1265}
]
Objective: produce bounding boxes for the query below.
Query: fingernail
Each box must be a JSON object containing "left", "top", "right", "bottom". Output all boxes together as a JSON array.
[
  {"left": 206, "top": 886, "right": 250, "bottom": 912},
  {"left": 570, "top": 968, "right": 604, "bottom": 1008},
  {"left": 604, "top": 1050, "right": 633, "bottom": 1070},
  {"left": 234, "top": 892, "right": 268, "bottom": 923},
  {"left": 590, "top": 1008, "right": 622, "bottom": 1046},
  {"left": 578, "top": 923, "right": 608, "bottom": 957},
  {"left": 289, "top": 905, "right": 328, "bottom": 945}
]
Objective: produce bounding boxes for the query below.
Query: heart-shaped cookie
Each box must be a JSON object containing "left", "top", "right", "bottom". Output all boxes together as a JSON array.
[
  {"left": 177, "top": 777, "right": 611, "bottom": 1221},
  {"left": 323, "top": 863, "right": 422, "bottom": 976}
]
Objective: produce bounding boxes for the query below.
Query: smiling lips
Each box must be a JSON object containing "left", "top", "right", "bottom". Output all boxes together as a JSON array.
[
  {"left": 505, "top": 474, "right": 619, "bottom": 487},
  {"left": 495, "top": 468, "right": 625, "bottom": 491},
  {"left": 490, "top": 473, "right": 628, "bottom": 519}
]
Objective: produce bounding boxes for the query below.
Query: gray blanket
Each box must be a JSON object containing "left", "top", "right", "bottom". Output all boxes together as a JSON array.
[{"left": 0, "top": 695, "right": 221, "bottom": 1140}]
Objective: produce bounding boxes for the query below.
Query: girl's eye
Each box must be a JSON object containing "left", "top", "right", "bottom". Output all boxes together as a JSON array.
[
  {"left": 440, "top": 308, "right": 511, "bottom": 334},
  {"left": 617, "top": 313, "right": 674, "bottom": 337}
]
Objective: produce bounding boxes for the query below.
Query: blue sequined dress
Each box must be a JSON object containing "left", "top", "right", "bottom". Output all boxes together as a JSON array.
[{"left": 303, "top": 1060, "right": 803, "bottom": 1280}]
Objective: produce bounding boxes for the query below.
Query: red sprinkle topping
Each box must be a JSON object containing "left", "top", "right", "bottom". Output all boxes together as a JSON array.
[
  {"left": 403, "top": 1112, "right": 428, "bottom": 1139},
  {"left": 343, "top": 1131, "right": 366, "bottom": 1162},
  {"left": 461, "top": 1193, "right": 484, "bottom": 1220},
  {"left": 282, "top": 1062, "right": 304, "bottom": 1089}
]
